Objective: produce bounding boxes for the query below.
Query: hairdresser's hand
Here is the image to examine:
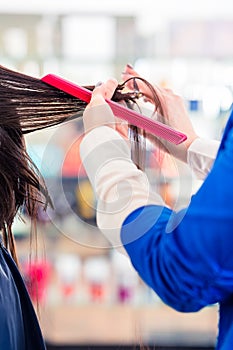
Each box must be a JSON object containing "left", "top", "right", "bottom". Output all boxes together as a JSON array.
[
  {"left": 122, "top": 64, "right": 198, "bottom": 162},
  {"left": 83, "top": 78, "right": 128, "bottom": 138},
  {"left": 83, "top": 78, "right": 117, "bottom": 132},
  {"left": 122, "top": 64, "right": 155, "bottom": 103}
]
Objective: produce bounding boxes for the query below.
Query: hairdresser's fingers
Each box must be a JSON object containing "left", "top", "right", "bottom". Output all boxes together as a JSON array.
[
  {"left": 83, "top": 79, "right": 118, "bottom": 133},
  {"left": 121, "top": 64, "right": 154, "bottom": 102},
  {"left": 122, "top": 65, "right": 176, "bottom": 108},
  {"left": 121, "top": 64, "right": 140, "bottom": 91},
  {"left": 122, "top": 65, "right": 176, "bottom": 105},
  {"left": 87, "top": 82, "right": 105, "bottom": 107},
  {"left": 98, "top": 78, "right": 129, "bottom": 139},
  {"left": 124, "top": 69, "right": 198, "bottom": 160},
  {"left": 103, "top": 78, "right": 118, "bottom": 100},
  {"left": 89, "top": 78, "right": 118, "bottom": 107}
]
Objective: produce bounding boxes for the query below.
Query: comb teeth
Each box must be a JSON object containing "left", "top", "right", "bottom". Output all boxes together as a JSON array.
[
  {"left": 108, "top": 100, "right": 187, "bottom": 144},
  {"left": 41, "top": 74, "right": 187, "bottom": 145}
]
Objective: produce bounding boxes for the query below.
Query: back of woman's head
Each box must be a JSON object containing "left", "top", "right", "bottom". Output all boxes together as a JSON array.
[{"left": 0, "top": 122, "right": 51, "bottom": 264}]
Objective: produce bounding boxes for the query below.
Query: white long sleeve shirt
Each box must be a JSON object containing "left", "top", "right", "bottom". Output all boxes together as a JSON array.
[{"left": 80, "top": 126, "right": 220, "bottom": 250}]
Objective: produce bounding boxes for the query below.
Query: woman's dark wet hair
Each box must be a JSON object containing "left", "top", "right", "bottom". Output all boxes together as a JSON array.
[{"left": 0, "top": 65, "right": 165, "bottom": 263}]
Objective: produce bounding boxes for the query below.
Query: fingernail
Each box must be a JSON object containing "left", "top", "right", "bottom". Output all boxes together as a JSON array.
[
  {"left": 121, "top": 71, "right": 127, "bottom": 75},
  {"left": 127, "top": 63, "right": 134, "bottom": 69},
  {"left": 95, "top": 81, "right": 102, "bottom": 87}
]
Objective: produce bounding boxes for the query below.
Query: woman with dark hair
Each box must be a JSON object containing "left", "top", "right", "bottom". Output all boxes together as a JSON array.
[
  {"left": 0, "top": 64, "right": 171, "bottom": 349},
  {"left": 0, "top": 123, "right": 48, "bottom": 348},
  {"left": 79, "top": 75, "right": 233, "bottom": 349}
]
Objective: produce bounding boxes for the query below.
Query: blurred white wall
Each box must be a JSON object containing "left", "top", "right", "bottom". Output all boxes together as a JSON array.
[
  {"left": 0, "top": 0, "right": 232, "bottom": 138},
  {"left": 0, "top": 0, "right": 233, "bottom": 18}
]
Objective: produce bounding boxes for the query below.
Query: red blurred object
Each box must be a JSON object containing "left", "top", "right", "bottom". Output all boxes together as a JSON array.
[
  {"left": 62, "top": 137, "right": 86, "bottom": 178},
  {"left": 89, "top": 283, "right": 105, "bottom": 302},
  {"left": 23, "top": 260, "right": 51, "bottom": 303}
]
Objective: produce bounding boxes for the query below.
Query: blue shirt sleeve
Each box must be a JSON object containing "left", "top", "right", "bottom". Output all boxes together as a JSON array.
[{"left": 121, "top": 122, "right": 233, "bottom": 313}]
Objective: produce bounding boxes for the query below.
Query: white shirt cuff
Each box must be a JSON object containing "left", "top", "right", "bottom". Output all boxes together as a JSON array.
[{"left": 187, "top": 138, "right": 220, "bottom": 180}]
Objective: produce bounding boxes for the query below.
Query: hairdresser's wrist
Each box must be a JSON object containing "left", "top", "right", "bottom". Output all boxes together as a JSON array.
[
  {"left": 154, "top": 133, "right": 198, "bottom": 164},
  {"left": 180, "top": 134, "right": 199, "bottom": 162}
]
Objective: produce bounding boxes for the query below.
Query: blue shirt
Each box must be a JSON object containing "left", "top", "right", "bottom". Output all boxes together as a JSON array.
[
  {"left": 0, "top": 238, "right": 46, "bottom": 349},
  {"left": 121, "top": 109, "right": 233, "bottom": 349}
]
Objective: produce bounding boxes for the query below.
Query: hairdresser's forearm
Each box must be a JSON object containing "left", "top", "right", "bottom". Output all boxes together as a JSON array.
[{"left": 80, "top": 126, "right": 165, "bottom": 251}]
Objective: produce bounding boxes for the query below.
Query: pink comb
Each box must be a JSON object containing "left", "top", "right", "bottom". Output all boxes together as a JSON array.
[{"left": 41, "top": 74, "right": 187, "bottom": 145}]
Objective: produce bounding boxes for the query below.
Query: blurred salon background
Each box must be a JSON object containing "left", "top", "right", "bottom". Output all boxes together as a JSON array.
[{"left": 0, "top": 1, "right": 232, "bottom": 349}]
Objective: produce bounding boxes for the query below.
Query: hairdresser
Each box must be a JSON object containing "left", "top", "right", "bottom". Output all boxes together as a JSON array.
[{"left": 80, "top": 72, "right": 233, "bottom": 349}]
